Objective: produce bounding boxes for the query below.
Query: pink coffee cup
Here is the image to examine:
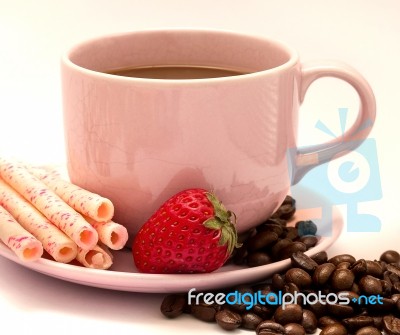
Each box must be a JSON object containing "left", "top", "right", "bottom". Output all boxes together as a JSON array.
[{"left": 61, "top": 29, "right": 376, "bottom": 237}]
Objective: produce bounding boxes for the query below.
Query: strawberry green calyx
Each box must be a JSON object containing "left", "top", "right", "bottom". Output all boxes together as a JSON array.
[{"left": 203, "top": 192, "right": 241, "bottom": 256}]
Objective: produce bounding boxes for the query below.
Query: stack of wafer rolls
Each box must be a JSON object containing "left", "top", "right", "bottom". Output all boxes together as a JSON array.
[{"left": 0, "top": 158, "right": 128, "bottom": 269}]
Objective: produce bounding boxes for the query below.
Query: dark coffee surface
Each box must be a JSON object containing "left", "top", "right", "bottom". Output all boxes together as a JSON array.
[{"left": 106, "top": 65, "right": 247, "bottom": 79}]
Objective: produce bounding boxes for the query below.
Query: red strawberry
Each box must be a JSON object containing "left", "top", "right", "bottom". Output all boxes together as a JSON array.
[{"left": 132, "top": 188, "right": 240, "bottom": 274}]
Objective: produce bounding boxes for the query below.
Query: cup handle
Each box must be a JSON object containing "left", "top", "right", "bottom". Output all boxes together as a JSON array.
[{"left": 291, "top": 61, "right": 376, "bottom": 184}]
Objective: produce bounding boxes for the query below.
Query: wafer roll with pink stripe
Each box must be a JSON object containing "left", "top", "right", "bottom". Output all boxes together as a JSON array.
[
  {"left": 0, "top": 205, "right": 43, "bottom": 261},
  {"left": 0, "top": 159, "right": 98, "bottom": 250},
  {"left": 84, "top": 216, "right": 128, "bottom": 250},
  {"left": 76, "top": 244, "right": 113, "bottom": 269},
  {"left": 29, "top": 167, "right": 114, "bottom": 222},
  {"left": 0, "top": 178, "right": 77, "bottom": 263}
]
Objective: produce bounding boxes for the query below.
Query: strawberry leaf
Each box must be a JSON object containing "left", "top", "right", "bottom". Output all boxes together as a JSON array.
[
  {"left": 204, "top": 192, "right": 242, "bottom": 256},
  {"left": 206, "top": 192, "right": 229, "bottom": 223},
  {"left": 203, "top": 218, "right": 223, "bottom": 230},
  {"left": 219, "top": 226, "right": 230, "bottom": 246}
]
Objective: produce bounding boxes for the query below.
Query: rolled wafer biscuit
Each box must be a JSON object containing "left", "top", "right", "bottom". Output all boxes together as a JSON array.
[
  {"left": 0, "top": 158, "right": 98, "bottom": 250},
  {"left": 76, "top": 244, "right": 113, "bottom": 269},
  {"left": 29, "top": 167, "right": 114, "bottom": 222},
  {"left": 0, "top": 178, "right": 78, "bottom": 263},
  {"left": 84, "top": 216, "right": 128, "bottom": 250},
  {"left": 0, "top": 205, "right": 43, "bottom": 261}
]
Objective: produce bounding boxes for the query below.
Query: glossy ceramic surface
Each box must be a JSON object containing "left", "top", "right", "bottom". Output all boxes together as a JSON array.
[{"left": 61, "top": 29, "right": 375, "bottom": 236}]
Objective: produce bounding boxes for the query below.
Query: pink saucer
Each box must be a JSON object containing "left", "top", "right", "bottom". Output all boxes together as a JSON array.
[{"left": 0, "top": 184, "right": 343, "bottom": 293}]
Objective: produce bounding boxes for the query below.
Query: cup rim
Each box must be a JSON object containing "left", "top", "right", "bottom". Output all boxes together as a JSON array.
[{"left": 61, "top": 28, "right": 299, "bottom": 85}]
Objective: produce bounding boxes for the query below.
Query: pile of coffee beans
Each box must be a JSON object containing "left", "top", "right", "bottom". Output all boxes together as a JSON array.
[
  {"left": 232, "top": 195, "right": 319, "bottom": 267},
  {"left": 161, "top": 249, "right": 400, "bottom": 335}
]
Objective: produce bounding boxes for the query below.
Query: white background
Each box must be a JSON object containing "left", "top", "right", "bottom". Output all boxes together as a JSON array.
[{"left": 0, "top": 1, "right": 399, "bottom": 334}]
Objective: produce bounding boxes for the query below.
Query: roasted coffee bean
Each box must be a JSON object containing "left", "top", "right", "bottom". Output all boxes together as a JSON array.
[
  {"left": 383, "top": 315, "right": 400, "bottom": 335},
  {"left": 252, "top": 304, "right": 274, "bottom": 319},
  {"left": 381, "top": 278, "right": 392, "bottom": 296},
  {"left": 380, "top": 250, "right": 400, "bottom": 264},
  {"left": 301, "top": 309, "right": 318, "bottom": 333},
  {"left": 371, "top": 316, "right": 384, "bottom": 330},
  {"left": 285, "top": 267, "right": 312, "bottom": 288},
  {"left": 355, "top": 326, "right": 382, "bottom": 335},
  {"left": 234, "top": 284, "right": 254, "bottom": 293},
  {"left": 389, "top": 273, "right": 400, "bottom": 294},
  {"left": 160, "top": 294, "right": 187, "bottom": 318},
  {"left": 390, "top": 273, "right": 400, "bottom": 284},
  {"left": 350, "top": 259, "right": 368, "bottom": 277},
  {"left": 284, "top": 282, "right": 301, "bottom": 297},
  {"left": 291, "top": 251, "right": 318, "bottom": 272},
  {"left": 326, "top": 304, "right": 354, "bottom": 319},
  {"left": 215, "top": 309, "right": 242, "bottom": 331},
  {"left": 336, "top": 261, "right": 352, "bottom": 269},
  {"left": 271, "top": 238, "right": 293, "bottom": 259},
  {"left": 351, "top": 282, "right": 361, "bottom": 295},
  {"left": 331, "top": 269, "right": 355, "bottom": 291},
  {"left": 247, "top": 251, "right": 273, "bottom": 267},
  {"left": 358, "top": 275, "right": 383, "bottom": 295},
  {"left": 313, "top": 263, "right": 336, "bottom": 286},
  {"left": 392, "top": 293, "right": 400, "bottom": 303},
  {"left": 277, "top": 204, "right": 296, "bottom": 220},
  {"left": 320, "top": 323, "right": 348, "bottom": 335},
  {"left": 241, "top": 312, "right": 263, "bottom": 330},
  {"left": 229, "top": 202, "right": 321, "bottom": 267},
  {"left": 284, "top": 323, "right": 306, "bottom": 335},
  {"left": 279, "top": 241, "right": 307, "bottom": 260},
  {"left": 238, "top": 228, "right": 257, "bottom": 243},
  {"left": 272, "top": 273, "right": 286, "bottom": 291},
  {"left": 256, "top": 320, "right": 286, "bottom": 335},
  {"left": 248, "top": 231, "right": 279, "bottom": 252},
  {"left": 367, "top": 297, "right": 395, "bottom": 313},
  {"left": 191, "top": 302, "right": 220, "bottom": 322},
  {"left": 228, "top": 301, "right": 247, "bottom": 314},
  {"left": 273, "top": 198, "right": 296, "bottom": 220},
  {"left": 253, "top": 282, "right": 272, "bottom": 292},
  {"left": 307, "top": 300, "right": 328, "bottom": 318},
  {"left": 338, "top": 291, "right": 359, "bottom": 306},
  {"left": 258, "top": 223, "right": 284, "bottom": 236},
  {"left": 301, "top": 288, "right": 316, "bottom": 296},
  {"left": 270, "top": 210, "right": 283, "bottom": 220},
  {"left": 328, "top": 254, "right": 356, "bottom": 266},
  {"left": 281, "top": 195, "right": 296, "bottom": 207},
  {"left": 232, "top": 244, "right": 248, "bottom": 265},
  {"left": 274, "top": 304, "right": 303, "bottom": 325},
  {"left": 385, "top": 270, "right": 400, "bottom": 284},
  {"left": 282, "top": 226, "right": 299, "bottom": 241},
  {"left": 356, "top": 309, "right": 369, "bottom": 317},
  {"left": 233, "top": 284, "right": 254, "bottom": 301},
  {"left": 298, "top": 235, "right": 318, "bottom": 249},
  {"left": 311, "top": 251, "right": 328, "bottom": 264},
  {"left": 342, "top": 316, "right": 375, "bottom": 332},
  {"left": 284, "top": 284, "right": 305, "bottom": 306},
  {"left": 365, "top": 260, "right": 383, "bottom": 277},
  {"left": 265, "top": 217, "right": 288, "bottom": 227},
  {"left": 161, "top": 247, "right": 400, "bottom": 334},
  {"left": 230, "top": 284, "right": 254, "bottom": 309},
  {"left": 387, "top": 263, "right": 400, "bottom": 277},
  {"left": 379, "top": 260, "right": 388, "bottom": 272},
  {"left": 319, "top": 316, "right": 340, "bottom": 328}
]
